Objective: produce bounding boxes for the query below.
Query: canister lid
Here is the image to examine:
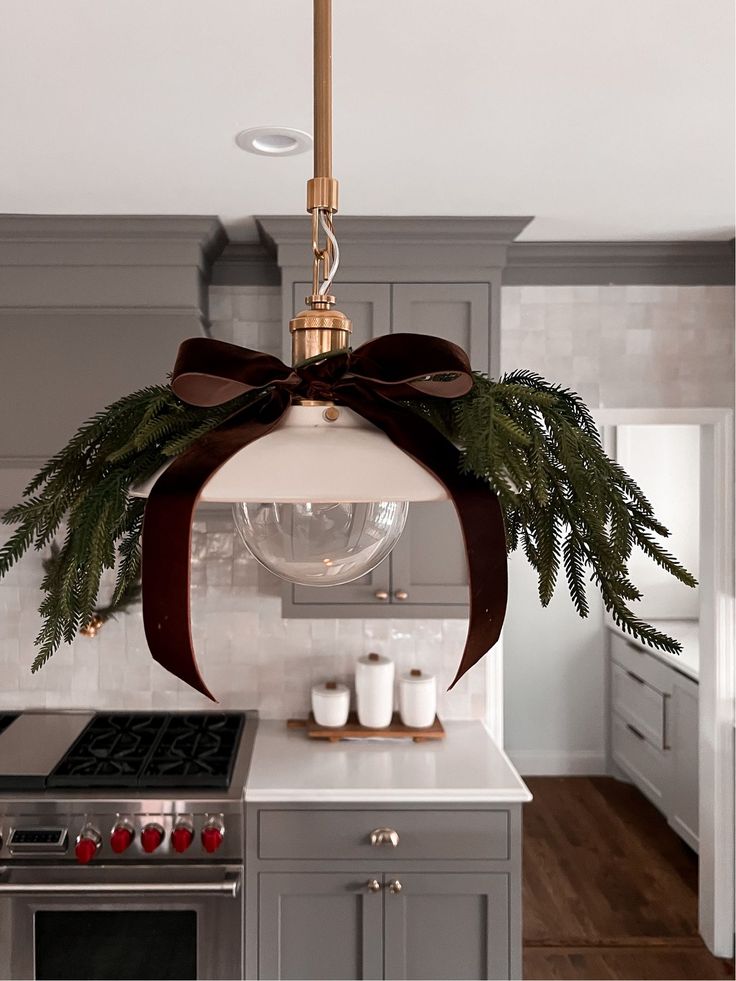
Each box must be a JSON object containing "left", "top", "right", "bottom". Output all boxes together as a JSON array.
[
  {"left": 312, "top": 681, "right": 349, "bottom": 696},
  {"left": 400, "top": 669, "right": 436, "bottom": 684},
  {"left": 358, "top": 652, "right": 392, "bottom": 666}
]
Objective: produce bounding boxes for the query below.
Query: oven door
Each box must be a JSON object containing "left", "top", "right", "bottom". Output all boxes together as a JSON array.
[{"left": 0, "top": 864, "right": 242, "bottom": 981}]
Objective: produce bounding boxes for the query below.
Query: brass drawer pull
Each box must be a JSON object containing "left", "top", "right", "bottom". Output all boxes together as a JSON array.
[
  {"left": 626, "top": 670, "right": 646, "bottom": 685},
  {"left": 366, "top": 879, "right": 381, "bottom": 893},
  {"left": 394, "top": 590, "right": 408, "bottom": 601},
  {"left": 388, "top": 879, "right": 403, "bottom": 894},
  {"left": 626, "top": 723, "right": 646, "bottom": 741},
  {"left": 374, "top": 590, "right": 389, "bottom": 601},
  {"left": 370, "top": 827, "right": 399, "bottom": 848}
]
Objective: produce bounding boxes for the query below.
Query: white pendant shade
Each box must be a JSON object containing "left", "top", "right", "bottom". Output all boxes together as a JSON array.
[{"left": 131, "top": 404, "right": 449, "bottom": 503}]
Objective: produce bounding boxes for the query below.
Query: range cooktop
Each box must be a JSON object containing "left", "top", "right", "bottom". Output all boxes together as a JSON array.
[{"left": 0, "top": 712, "right": 246, "bottom": 791}]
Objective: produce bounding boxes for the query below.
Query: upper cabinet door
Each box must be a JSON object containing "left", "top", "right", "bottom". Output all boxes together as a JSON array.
[
  {"left": 292, "top": 283, "right": 391, "bottom": 350},
  {"left": 289, "top": 556, "right": 392, "bottom": 611},
  {"left": 392, "top": 283, "right": 490, "bottom": 373},
  {"left": 390, "top": 502, "right": 468, "bottom": 607}
]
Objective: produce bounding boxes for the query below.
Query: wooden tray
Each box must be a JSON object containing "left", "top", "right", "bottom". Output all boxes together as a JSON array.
[{"left": 287, "top": 712, "right": 445, "bottom": 743}]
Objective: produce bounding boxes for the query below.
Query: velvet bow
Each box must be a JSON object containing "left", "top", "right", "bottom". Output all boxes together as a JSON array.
[{"left": 142, "top": 334, "right": 508, "bottom": 701}]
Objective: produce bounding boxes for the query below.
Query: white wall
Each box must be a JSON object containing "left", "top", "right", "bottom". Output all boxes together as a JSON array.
[
  {"left": 501, "top": 284, "right": 733, "bottom": 774},
  {"left": 616, "top": 424, "right": 700, "bottom": 620}
]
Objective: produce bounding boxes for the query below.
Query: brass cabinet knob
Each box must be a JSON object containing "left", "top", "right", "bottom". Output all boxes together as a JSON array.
[
  {"left": 366, "top": 879, "right": 381, "bottom": 893},
  {"left": 394, "top": 590, "right": 408, "bottom": 601},
  {"left": 370, "top": 827, "right": 399, "bottom": 848},
  {"left": 388, "top": 879, "right": 403, "bottom": 894},
  {"left": 374, "top": 590, "right": 389, "bottom": 601}
]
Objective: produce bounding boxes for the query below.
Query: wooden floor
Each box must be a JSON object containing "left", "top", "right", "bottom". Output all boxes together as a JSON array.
[{"left": 523, "top": 777, "right": 734, "bottom": 980}]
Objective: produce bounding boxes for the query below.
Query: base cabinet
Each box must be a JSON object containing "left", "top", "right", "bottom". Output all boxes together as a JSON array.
[
  {"left": 259, "top": 873, "right": 383, "bottom": 980},
  {"left": 247, "top": 804, "right": 522, "bottom": 981},
  {"left": 384, "top": 873, "right": 509, "bottom": 981},
  {"left": 608, "top": 630, "right": 699, "bottom": 850},
  {"left": 258, "top": 871, "right": 510, "bottom": 981}
]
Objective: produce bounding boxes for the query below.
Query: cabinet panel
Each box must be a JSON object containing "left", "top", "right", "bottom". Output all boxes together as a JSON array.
[
  {"left": 611, "top": 662, "right": 666, "bottom": 749},
  {"left": 383, "top": 873, "right": 509, "bottom": 980},
  {"left": 668, "top": 675, "right": 699, "bottom": 851},
  {"left": 258, "top": 808, "right": 509, "bottom": 862},
  {"left": 290, "top": 556, "right": 391, "bottom": 608},
  {"left": 611, "top": 713, "right": 669, "bottom": 811},
  {"left": 392, "top": 284, "right": 490, "bottom": 372},
  {"left": 259, "top": 872, "right": 383, "bottom": 980},
  {"left": 292, "top": 282, "right": 390, "bottom": 350},
  {"left": 390, "top": 502, "right": 468, "bottom": 606}
]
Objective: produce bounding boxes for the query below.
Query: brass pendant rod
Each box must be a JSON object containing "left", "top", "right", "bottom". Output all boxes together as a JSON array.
[
  {"left": 290, "top": 0, "right": 351, "bottom": 367},
  {"left": 313, "top": 0, "right": 332, "bottom": 179},
  {"left": 307, "top": 0, "right": 339, "bottom": 214}
]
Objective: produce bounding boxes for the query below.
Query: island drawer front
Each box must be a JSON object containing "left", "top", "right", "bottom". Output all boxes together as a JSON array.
[
  {"left": 257, "top": 808, "right": 510, "bottom": 861},
  {"left": 610, "top": 633, "right": 671, "bottom": 695},
  {"left": 611, "top": 662, "right": 666, "bottom": 749}
]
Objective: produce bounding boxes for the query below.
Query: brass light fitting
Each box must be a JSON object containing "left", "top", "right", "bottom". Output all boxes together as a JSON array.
[{"left": 289, "top": 0, "right": 352, "bottom": 366}]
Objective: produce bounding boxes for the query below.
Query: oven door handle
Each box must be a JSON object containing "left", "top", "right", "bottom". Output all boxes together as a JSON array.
[{"left": 0, "top": 873, "right": 241, "bottom": 898}]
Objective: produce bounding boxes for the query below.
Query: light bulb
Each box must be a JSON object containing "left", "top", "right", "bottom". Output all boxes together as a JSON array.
[{"left": 232, "top": 501, "right": 409, "bottom": 586}]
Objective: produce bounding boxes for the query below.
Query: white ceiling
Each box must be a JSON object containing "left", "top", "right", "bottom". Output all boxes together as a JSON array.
[{"left": 1, "top": 0, "right": 733, "bottom": 241}]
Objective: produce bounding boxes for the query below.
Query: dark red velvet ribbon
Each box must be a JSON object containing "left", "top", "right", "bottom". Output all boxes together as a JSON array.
[{"left": 142, "top": 334, "right": 507, "bottom": 701}]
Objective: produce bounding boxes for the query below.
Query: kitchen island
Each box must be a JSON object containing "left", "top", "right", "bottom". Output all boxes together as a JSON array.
[{"left": 244, "top": 720, "right": 531, "bottom": 980}]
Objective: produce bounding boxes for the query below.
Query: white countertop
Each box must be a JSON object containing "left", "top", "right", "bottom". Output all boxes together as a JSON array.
[
  {"left": 245, "top": 720, "right": 532, "bottom": 803},
  {"left": 607, "top": 618, "right": 700, "bottom": 680}
]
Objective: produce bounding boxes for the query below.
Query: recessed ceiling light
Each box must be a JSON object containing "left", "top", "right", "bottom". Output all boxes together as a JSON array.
[{"left": 235, "top": 126, "right": 312, "bottom": 157}]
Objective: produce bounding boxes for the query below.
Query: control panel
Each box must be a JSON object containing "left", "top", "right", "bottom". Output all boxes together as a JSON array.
[{"left": 2, "top": 813, "right": 229, "bottom": 862}]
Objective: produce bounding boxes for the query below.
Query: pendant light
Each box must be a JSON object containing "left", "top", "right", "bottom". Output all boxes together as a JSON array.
[{"left": 133, "top": 0, "right": 448, "bottom": 587}]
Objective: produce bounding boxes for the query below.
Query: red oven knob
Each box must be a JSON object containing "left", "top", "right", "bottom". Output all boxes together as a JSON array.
[
  {"left": 201, "top": 819, "right": 224, "bottom": 854},
  {"left": 110, "top": 823, "right": 134, "bottom": 854},
  {"left": 171, "top": 822, "right": 194, "bottom": 854},
  {"left": 140, "top": 823, "right": 165, "bottom": 853},
  {"left": 75, "top": 827, "right": 101, "bottom": 864}
]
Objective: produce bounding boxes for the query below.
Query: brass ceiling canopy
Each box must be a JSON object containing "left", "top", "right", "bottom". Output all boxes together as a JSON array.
[{"left": 289, "top": 0, "right": 352, "bottom": 366}]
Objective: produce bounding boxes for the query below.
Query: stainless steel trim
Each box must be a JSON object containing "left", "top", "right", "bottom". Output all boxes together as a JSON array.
[{"left": 0, "top": 872, "right": 241, "bottom": 898}]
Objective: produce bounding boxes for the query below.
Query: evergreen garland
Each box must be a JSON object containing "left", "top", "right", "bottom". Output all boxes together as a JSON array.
[
  {"left": 0, "top": 370, "right": 696, "bottom": 672},
  {"left": 42, "top": 541, "right": 142, "bottom": 635}
]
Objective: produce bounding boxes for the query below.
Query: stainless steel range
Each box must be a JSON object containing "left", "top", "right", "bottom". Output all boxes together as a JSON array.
[{"left": 0, "top": 710, "right": 256, "bottom": 981}]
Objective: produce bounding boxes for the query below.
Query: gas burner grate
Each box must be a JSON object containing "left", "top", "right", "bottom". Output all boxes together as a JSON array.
[
  {"left": 141, "top": 714, "right": 245, "bottom": 788},
  {"left": 47, "top": 713, "right": 245, "bottom": 790}
]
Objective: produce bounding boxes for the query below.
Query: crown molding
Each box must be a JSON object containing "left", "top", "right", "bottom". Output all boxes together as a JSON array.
[
  {"left": 211, "top": 242, "right": 280, "bottom": 286},
  {"left": 254, "top": 215, "right": 533, "bottom": 276},
  {"left": 504, "top": 239, "right": 735, "bottom": 285},
  {"left": 0, "top": 214, "right": 229, "bottom": 312}
]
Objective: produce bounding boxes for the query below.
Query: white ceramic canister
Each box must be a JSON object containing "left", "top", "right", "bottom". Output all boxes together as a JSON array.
[
  {"left": 355, "top": 652, "right": 395, "bottom": 728},
  {"left": 398, "top": 669, "right": 437, "bottom": 728},
  {"left": 311, "top": 681, "right": 350, "bottom": 728}
]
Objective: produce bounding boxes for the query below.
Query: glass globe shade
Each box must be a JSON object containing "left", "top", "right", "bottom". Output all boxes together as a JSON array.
[{"left": 232, "top": 500, "right": 409, "bottom": 586}]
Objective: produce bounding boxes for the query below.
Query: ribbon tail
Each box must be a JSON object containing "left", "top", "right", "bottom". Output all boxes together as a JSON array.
[
  {"left": 338, "top": 387, "right": 508, "bottom": 689},
  {"left": 141, "top": 389, "right": 291, "bottom": 700}
]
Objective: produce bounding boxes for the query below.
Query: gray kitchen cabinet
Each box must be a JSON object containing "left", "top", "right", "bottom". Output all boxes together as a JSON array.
[
  {"left": 668, "top": 673, "right": 699, "bottom": 850},
  {"left": 383, "top": 873, "right": 509, "bottom": 981},
  {"left": 391, "top": 283, "right": 490, "bottom": 369},
  {"left": 258, "top": 872, "right": 383, "bottom": 981},
  {"left": 282, "top": 280, "right": 488, "bottom": 619},
  {"left": 246, "top": 802, "right": 522, "bottom": 981},
  {"left": 608, "top": 628, "right": 699, "bottom": 850}
]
